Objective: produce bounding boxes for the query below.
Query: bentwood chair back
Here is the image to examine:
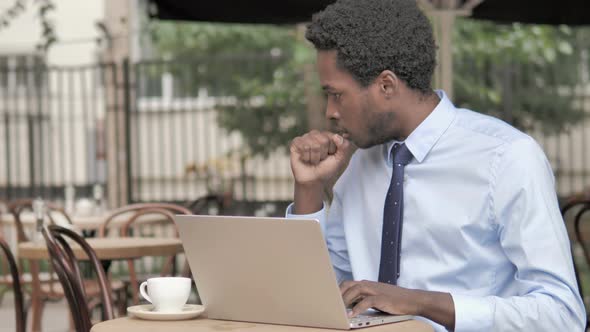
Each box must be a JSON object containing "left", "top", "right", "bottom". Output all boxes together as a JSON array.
[
  {"left": 98, "top": 203, "right": 192, "bottom": 304},
  {"left": 0, "top": 236, "right": 26, "bottom": 332},
  {"left": 43, "top": 225, "right": 115, "bottom": 332},
  {"left": 560, "top": 198, "right": 590, "bottom": 329}
]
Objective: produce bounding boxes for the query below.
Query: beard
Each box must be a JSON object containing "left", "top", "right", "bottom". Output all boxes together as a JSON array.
[{"left": 354, "top": 111, "right": 397, "bottom": 149}]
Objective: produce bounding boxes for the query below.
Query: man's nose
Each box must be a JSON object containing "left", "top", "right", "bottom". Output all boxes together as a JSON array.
[{"left": 325, "top": 100, "right": 340, "bottom": 120}]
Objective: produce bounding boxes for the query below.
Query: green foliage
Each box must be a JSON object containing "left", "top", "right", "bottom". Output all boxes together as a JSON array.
[
  {"left": 151, "top": 22, "right": 295, "bottom": 57},
  {"left": 147, "top": 22, "right": 312, "bottom": 156},
  {"left": 147, "top": 19, "right": 589, "bottom": 156},
  {"left": 216, "top": 59, "right": 309, "bottom": 156},
  {"left": 453, "top": 19, "right": 589, "bottom": 133}
]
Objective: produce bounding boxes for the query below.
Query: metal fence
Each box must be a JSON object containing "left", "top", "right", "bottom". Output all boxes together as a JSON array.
[
  {"left": 129, "top": 55, "right": 295, "bottom": 203},
  {"left": 0, "top": 55, "right": 298, "bottom": 207},
  {"left": 0, "top": 61, "right": 124, "bottom": 203},
  {"left": 1, "top": 54, "right": 590, "bottom": 206}
]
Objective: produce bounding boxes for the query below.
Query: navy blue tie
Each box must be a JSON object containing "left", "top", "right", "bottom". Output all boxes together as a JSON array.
[{"left": 378, "top": 143, "right": 413, "bottom": 285}]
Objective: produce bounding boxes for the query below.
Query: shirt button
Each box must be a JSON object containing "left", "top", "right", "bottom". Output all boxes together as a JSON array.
[{"left": 404, "top": 174, "right": 408, "bottom": 182}]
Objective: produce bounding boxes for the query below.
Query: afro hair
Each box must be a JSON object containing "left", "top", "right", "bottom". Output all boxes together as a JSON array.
[{"left": 306, "top": 0, "right": 437, "bottom": 94}]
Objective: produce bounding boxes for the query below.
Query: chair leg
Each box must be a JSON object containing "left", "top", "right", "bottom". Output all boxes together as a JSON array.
[
  {"left": 127, "top": 260, "right": 140, "bottom": 305},
  {"left": 117, "top": 287, "right": 127, "bottom": 316},
  {"left": 31, "top": 297, "right": 45, "bottom": 332},
  {"left": 68, "top": 312, "right": 76, "bottom": 332},
  {"left": 0, "top": 286, "right": 7, "bottom": 306}
]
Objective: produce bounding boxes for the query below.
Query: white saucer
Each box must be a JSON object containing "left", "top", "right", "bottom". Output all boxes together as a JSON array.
[{"left": 127, "top": 304, "right": 205, "bottom": 321}]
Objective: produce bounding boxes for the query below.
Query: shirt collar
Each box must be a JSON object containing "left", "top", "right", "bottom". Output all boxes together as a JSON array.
[{"left": 384, "top": 90, "right": 456, "bottom": 164}]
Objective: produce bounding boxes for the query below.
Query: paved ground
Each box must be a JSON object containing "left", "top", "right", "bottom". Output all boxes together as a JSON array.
[{"left": 0, "top": 292, "right": 70, "bottom": 332}]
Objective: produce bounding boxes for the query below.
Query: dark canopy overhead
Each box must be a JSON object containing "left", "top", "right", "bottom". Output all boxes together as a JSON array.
[
  {"left": 471, "top": 0, "right": 588, "bottom": 25},
  {"left": 147, "top": 0, "right": 335, "bottom": 25},
  {"left": 148, "top": 0, "right": 589, "bottom": 26}
]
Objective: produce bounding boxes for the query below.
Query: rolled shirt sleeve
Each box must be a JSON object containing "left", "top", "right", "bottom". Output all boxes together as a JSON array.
[{"left": 452, "top": 138, "right": 586, "bottom": 332}]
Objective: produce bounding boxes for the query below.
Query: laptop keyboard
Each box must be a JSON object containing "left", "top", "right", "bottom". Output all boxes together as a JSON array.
[{"left": 348, "top": 310, "right": 392, "bottom": 327}]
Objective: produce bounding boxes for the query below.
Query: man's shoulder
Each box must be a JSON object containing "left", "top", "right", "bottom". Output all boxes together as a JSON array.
[
  {"left": 452, "top": 108, "right": 529, "bottom": 144},
  {"left": 452, "top": 108, "right": 547, "bottom": 168}
]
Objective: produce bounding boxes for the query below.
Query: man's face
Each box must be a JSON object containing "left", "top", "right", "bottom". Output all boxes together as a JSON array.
[{"left": 316, "top": 50, "right": 398, "bottom": 149}]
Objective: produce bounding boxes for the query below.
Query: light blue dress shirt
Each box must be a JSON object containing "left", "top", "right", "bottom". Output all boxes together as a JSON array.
[{"left": 287, "top": 91, "right": 586, "bottom": 331}]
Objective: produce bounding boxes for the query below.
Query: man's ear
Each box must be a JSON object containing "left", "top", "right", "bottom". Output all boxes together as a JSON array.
[{"left": 376, "top": 70, "right": 399, "bottom": 99}]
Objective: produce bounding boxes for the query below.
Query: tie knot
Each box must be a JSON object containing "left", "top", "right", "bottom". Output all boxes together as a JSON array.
[{"left": 392, "top": 143, "right": 413, "bottom": 166}]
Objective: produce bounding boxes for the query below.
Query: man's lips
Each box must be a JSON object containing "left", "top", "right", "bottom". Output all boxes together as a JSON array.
[{"left": 332, "top": 127, "right": 349, "bottom": 138}]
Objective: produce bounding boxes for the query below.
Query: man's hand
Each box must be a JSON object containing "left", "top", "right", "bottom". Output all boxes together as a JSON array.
[
  {"left": 341, "top": 280, "right": 419, "bottom": 317},
  {"left": 340, "top": 280, "right": 455, "bottom": 331},
  {"left": 290, "top": 130, "right": 354, "bottom": 185},
  {"left": 290, "top": 130, "right": 355, "bottom": 214}
]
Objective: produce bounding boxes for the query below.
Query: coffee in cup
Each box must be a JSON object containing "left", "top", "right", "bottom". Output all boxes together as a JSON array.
[{"left": 139, "top": 277, "right": 192, "bottom": 312}]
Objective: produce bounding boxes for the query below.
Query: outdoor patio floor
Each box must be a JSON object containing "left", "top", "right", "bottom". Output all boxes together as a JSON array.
[{"left": 0, "top": 292, "right": 69, "bottom": 332}]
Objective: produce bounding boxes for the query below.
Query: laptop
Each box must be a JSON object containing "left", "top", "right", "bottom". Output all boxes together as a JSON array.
[{"left": 174, "top": 215, "right": 413, "bottom": 329}]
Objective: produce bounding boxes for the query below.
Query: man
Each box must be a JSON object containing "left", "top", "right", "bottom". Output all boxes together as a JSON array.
[{"left": 287, "top": 0, "right": 586, "bottom": 331}]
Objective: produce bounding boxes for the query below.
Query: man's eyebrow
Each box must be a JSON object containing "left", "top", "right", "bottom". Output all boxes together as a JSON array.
[{"left": 322, "top": 85, "right": 335, "bottom": 92}]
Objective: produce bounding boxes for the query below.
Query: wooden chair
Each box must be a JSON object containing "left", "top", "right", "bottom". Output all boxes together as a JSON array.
[
  {"left": 185, "top": 193, "right": 231, "bottom": 215},
  {"left": 98, "top": 203, "right": 192, "bottom": 304},
  {"left": 0, "top": 198, "right": 13, "bottom": 305},
  {"left": 42, "top": 225, "right": 114, "bottom": 332},
  {"left": 0, "top": 236, "right": 26, "bottom": 332},
  {"left": 560, "top": 198, "right": 590, "bottom": 329},
  {"left": 6, "top": 198, "right": 73, "bottom": 328},
  {"left": 8, "top": 199, "right": 126, "bottom": 330},
  {"left": 8, "top": 198, "right": 74, "bottom": 244}
]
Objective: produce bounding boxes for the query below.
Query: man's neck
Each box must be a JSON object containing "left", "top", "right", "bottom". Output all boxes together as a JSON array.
[{"left": 398, "top": 91, "right": 440, "bottom": 139}]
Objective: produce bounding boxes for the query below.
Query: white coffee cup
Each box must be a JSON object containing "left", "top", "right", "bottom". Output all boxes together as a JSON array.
[{"left": 139, "top": 277, "right": 192, "bottom": 312}]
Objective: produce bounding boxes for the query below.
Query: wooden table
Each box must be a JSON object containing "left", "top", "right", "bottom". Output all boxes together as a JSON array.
[
  {"left": 18, "top": 237, "right": 183, "bottom": 332},
  {"left": 1, "top": 211, "right": 166, "bottom": 232},
  {"left": 91, "top": 317, "right": 434, "bottom": 332},
  {"left": 18, "top": 237, "right": 182, "bottom": 260}
]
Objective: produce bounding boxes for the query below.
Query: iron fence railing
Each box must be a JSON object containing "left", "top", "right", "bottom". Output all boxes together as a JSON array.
[
  {"left": 0, "top": 63, "right": 120, "bottom": 202},
  {"left": 129, "top": 55, "right": 295, "bottom": 203},
  {"left": 1, "top": 55, "right": 590, "bottom": 207}
]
